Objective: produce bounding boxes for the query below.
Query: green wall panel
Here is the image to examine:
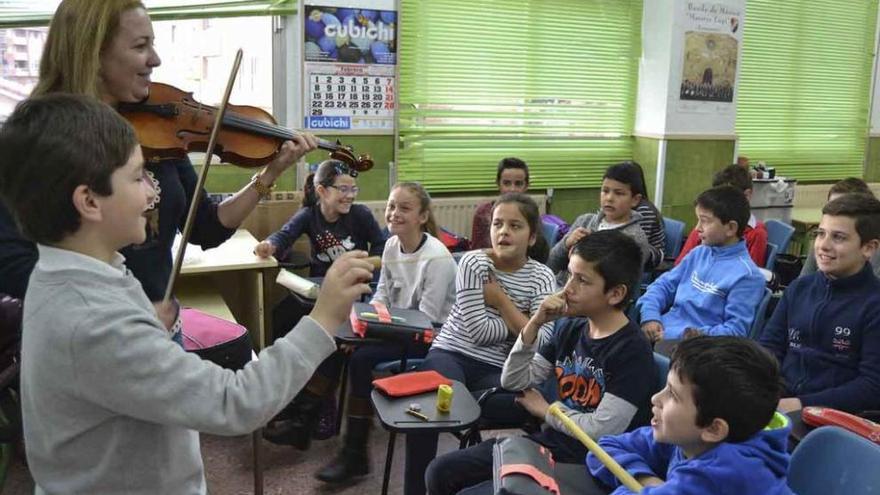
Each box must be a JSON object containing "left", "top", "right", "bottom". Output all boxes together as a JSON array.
[
  {"left": 865, "top": 137, "right": 880, "bottom": 183},
  {"left": 633, "top": 136, "right": 660, "bottom": 205},
  {"left": 662, "top": 139, "right": 735, "bottom": 228},
  {"left": 550, "top": 188, "right": 600, "bottom": 224}
]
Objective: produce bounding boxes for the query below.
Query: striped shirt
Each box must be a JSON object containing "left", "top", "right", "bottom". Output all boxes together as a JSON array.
[
  {"left": 636, "top": 200, "right": 665, "bottom": 268},
  {"left": 431, "top": 250, "right": 556, "bottom": 368}
]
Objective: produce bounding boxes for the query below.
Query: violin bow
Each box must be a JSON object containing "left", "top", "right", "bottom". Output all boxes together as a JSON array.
[{"left": 163, "top": 49, "right": 244, "bottom": 303}]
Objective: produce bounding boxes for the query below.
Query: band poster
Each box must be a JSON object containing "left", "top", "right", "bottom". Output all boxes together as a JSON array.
[
  {"left": 302, "top": 0, "right": 397, "bottom": 133},
  {"left": 676, "top": 1, "right": 744, "bottom": 114}
]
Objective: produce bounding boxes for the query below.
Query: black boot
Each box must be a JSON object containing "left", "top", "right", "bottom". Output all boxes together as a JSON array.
[
  {"left": 262, "top": 391, "right": 323, "bottom": 450},
  {"left": 315, "top": 417, "right": 371, "bottom": 483}
]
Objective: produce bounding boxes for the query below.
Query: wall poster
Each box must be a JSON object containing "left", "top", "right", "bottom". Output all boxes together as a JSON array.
[
  {"left": 302, "top": 0, "right": 397, "bottom": 133},
  {"left": 676, "top": 1, "right": 744, "bottom": 113}
]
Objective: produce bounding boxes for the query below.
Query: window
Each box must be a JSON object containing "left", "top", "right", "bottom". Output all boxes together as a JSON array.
[
  {"left": 736, "top": 1, "right": 878, "bottom": 181},
  {"left": 396, "top": 0, "right": 643, "bottom": 192}
]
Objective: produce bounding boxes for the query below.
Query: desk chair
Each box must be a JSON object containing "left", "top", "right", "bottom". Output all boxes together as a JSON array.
[
  {"left": 663, "top": 218, "right": 687, "bottom": 261},
  {"left": 749, "top": 288, "right": 773, "bottom": 340},
  {"left": 788, "top": 426, "right": 880, "bottom": 494},
  {"left": 764, "top": 242, "right": 780, "bottom": 272},
  {"left": 765, "top": 219, "right": 795, "bottom": 255}
]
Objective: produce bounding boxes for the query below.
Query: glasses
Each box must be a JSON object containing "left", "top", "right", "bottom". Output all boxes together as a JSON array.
[{"left": 328, "top": 185, "right": 360, "bottom": 196}]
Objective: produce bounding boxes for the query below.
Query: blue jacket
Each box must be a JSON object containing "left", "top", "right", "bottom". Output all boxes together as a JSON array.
[
  {"left": 639, "top": 241, "right": 765, "bottom": 339},
  {"left": 760, "top": 262, "right": 880, "bottom": 412},
  {"left": 587, "top": 420, "right": 794, "bottom": 495}
]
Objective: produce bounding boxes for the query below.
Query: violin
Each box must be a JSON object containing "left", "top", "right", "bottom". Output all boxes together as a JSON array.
[{"left": 118, "top": 82, "right": 373, "bottom": 171}]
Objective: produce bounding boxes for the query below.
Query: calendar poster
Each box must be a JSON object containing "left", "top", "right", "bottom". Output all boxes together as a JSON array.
[{"left": 303, "top": 1, "right": 397, "bottom": 133}]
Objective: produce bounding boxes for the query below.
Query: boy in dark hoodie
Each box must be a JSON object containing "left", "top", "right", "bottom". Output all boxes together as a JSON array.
[
  {"left": 760, "top": 193, "right": 880, "bottom": 414},
  {"left": 588, "top": 336, "right": 793, "bottom": 495}
]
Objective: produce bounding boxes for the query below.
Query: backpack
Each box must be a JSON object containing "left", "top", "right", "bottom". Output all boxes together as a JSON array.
[{"left": 438, "top": 227, "right": 472, "bottom": 252}]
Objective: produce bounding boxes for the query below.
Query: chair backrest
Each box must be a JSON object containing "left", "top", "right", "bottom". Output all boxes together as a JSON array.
[
  {"left": 765, "top": 219, "right": 795, "bottom": 254},
  {"left": 653, "top": 352, "right": 670, "bottom": 392},
  {"left": 542, "top": 221, "right": 561, "bottom": 246},
  {"left": 765, "top": 242, "right": 779, "bottom": 271},
  {"left": 663, "top": 218, "right": 686, "bottom": 260},
  {"left": 788, "top": 426, "right": 880, "bottom": 494},
  {"left": 749, "top": 287, "right": 773, "bottom": 340}
]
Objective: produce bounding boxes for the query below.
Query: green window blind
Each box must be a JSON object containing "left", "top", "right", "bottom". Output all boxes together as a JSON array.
[
  {"left": 397, "top": 0, "right": 643, "bottom": 192},
  {"left": 0, "top": 0, "right": 295, "bottom": 28},
  {"left": 736, "top": 0, "right": 878, "bottom": 181}
]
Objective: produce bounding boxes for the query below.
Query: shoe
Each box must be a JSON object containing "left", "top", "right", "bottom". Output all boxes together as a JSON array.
[
  {"left": 315, "top": 417, "right": 371, "bottom": 483},
  {"left": 262, "top": 391, "right": 323, "bottom": 450}
]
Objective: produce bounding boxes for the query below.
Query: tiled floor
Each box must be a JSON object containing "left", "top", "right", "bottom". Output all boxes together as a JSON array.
[{"left": 2, "top": 423, "right": 500, "bottom": 495}]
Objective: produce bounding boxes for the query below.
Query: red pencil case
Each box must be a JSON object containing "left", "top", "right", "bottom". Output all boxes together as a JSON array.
[
  {"left": 373, "top": 370, "right": 451, "bottom": 397},
  {"left": 350, "top": 301, "right": 435, "bottom": 344},
  {"left": 802, "top": 406, "right": 880, "bottom": 444}
]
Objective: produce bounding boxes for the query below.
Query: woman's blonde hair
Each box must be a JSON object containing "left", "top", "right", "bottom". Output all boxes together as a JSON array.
[{"left": 32, "top": 0, "right": 145, "bottom": 99}]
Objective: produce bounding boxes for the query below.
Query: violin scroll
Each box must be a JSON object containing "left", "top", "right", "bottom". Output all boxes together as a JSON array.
[{"left": 326, "top": 139, "right": 374, "bottom": 172}]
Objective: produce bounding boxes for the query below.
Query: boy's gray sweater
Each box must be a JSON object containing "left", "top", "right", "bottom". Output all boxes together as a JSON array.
[
  {"left": 23, "top": 245, "right": 336, "bottom": 495},
  {"left": 548, "top": 210, "right": 651, "bottom": 287}
]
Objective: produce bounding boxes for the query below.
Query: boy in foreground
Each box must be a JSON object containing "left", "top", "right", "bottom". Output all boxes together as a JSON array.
[
  {"left": 0, "top": 94, "right": 374, "bottom": 494},
  {"left": 588, "top": 336, "right": 793, "bottom": 495}
]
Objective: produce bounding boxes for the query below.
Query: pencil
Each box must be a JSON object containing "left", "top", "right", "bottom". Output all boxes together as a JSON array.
[{"left": 405, "top": 409, "right": 430, "bottom": 421}]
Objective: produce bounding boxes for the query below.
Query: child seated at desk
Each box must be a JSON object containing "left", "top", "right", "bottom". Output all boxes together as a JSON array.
[
  {"left": 0, "top": 94, "right": 375, "bottom": 494},
  {"left": 588, "top": 336, "right": 793, "bottom": 495}
]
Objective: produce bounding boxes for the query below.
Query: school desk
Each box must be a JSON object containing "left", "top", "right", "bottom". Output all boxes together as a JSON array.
[{"left": 176, "top": 228, "right": 277, "bottom": 351}]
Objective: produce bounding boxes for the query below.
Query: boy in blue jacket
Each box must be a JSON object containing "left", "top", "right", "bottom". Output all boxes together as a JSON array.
[
  {"left": 760, "top": 193, "right": 880, "bottom": 414},
  {"left": 588, "top": 336, "right": 793, "bottom": 495},
  {"left": 640, "top": 186, "right": 765, "bottom": 345}
]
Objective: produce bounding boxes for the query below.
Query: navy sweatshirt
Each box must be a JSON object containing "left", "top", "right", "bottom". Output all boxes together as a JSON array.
[{"left": 760, "top": 262, "right": 880, "bottom": 412}]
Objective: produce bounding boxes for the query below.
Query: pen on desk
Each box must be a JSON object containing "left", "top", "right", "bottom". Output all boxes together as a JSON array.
[
  {"left": 405, "top": 408, "right": 430, "bottom": 421},
  {"left": 360, "top": 312, "right": 407, "bottom": 323}
]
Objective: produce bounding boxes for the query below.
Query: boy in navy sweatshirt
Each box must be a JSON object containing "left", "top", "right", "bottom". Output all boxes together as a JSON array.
[
  {"left": 588, "top": 336, "right": 793, "bottom": 495},
  {"left": 760, "top": 193, "right": 880, "bottom": 414},
  {"left": 640, "top": 186, "right": 765, "bottom": 346},
  {"left": 426, "top": 230, "right": 656, "bottom": 495}
]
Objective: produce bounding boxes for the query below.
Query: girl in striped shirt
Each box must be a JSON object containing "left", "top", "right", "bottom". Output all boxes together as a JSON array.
[{"left": 403, "top": 193, "right": 556, "bottom": 495}]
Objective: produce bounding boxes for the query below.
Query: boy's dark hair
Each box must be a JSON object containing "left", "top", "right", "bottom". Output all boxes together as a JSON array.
[
  {"left": 570, "top": 230, "right": 643, "bottom": 309},
  {"left": 671, "top": 336, "right": 782, "bottom": 443},
  {"left": 0, "top": 94, "right": 137, "bottom": 244},
  {"left": 496, "top": 157, "right": 529, "bottom": 184},
  {"left": 828, "top": 177, "right": 873, "bottom": 200},
  {"left": 694, "top": 185, "right": 751, "bottom": 238},
  {"left": 822, "top": 193, "right": 880, "bottom": 245},
  {"left": 494, "top": 192, "right": 544, "bottom": 261},
  {"left": 712, "top": 164, "right": 752, "bottom": 192}
]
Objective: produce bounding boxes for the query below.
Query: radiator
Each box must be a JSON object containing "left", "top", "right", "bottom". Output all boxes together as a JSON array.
[{"left": 361, "top": 194, "right": 547, "bottom": 238}]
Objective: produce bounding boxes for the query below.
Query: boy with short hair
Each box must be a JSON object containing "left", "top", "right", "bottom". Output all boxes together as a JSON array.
[
  {"left": 588, "top": 336, "right": 793, "bottom": 495},
  {"left": 471, "top": 157, "right": 530, "bottom": 249},
  {"left": 799, "top": 177, "right": 880, "bottom": 278},
  {"left": 548, "top": 162, "right": 652, "bottom": 286},
  {"left": 0, "top": 94, "right": 374, "bottom": 494},
  {"left": 425, "top": 230, "right": 656, "bottom": 495},
  {"left": 640, "top": 186, "right": 765, "bottom": 344},
  {"left": 675, "top": 164, "right": 768, "bottom": 267},
  {"left": 760, "top": 193, "right": 880, "bottom": 414}
]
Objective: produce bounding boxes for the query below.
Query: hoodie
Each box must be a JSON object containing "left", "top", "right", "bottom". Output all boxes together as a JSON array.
[
  {"left": 548, "top": 210, "right": 651, "bottom": 286},
  {"left": 760, "top": 262, "right": 880, "bottom": 412},
  {"left": 587, "top": 416, "right": 794, "bottom": 495},
  {"left": 639, "top": 241, "right": 765, "bottom": 339}
]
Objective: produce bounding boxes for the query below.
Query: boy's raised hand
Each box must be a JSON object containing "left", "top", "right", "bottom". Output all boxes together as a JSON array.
[
  {"left": 534, "top": 291, "right": 567, "bottom": 324},
  {"left": 564, "top": 227, "right": 591, "bottom": 249},
  {"left": 254, "top": 240, "right": 277, "bottom": 258},
  {"left": 309, "top": 251, "right": 374, "bottom": 336}
]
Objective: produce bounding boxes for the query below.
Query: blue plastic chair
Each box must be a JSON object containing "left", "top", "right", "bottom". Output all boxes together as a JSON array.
[
  {"left": 764, "top": 242, "right": 779, "bottom": 272},
  {"left": 788, "top": 426, "right": 880, "bottom": 494},
  {"left": 765, "top": 219, "right": 795, "bottom": 255},
  {"left": 662, "top": 218, "right": 687, "bottom": 261},
  {"left": 542, "top": 221, "right": 561, "bottom": 246},
  {"left": 749, "top": 287, "right": 772, "bottom": 340}
]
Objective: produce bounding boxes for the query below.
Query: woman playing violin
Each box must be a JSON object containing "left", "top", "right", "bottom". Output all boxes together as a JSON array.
[{"left": 0, "top": 0, "right": 318, "bottom": 332}]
